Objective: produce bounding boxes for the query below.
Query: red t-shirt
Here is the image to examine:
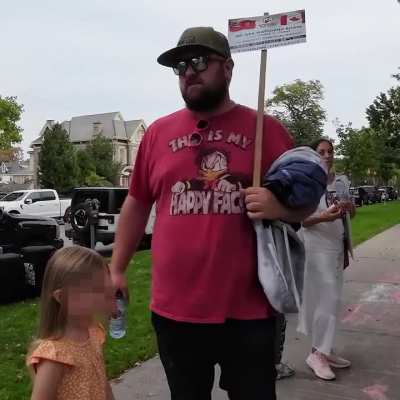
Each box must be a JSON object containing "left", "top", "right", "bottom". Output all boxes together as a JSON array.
[{"left": 130, "top": 104, "right": 293, "bottom": 323}]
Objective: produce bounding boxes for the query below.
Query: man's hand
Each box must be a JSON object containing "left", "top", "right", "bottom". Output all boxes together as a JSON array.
[
  {"left": 110, "top": 270, "right": 130, "bottom": 303},
  {"left": 108, "top": 195, "right": 152, "bottom": 305},
  {"left": 244, "top": 187, "right": 286, "bottom": 220}
]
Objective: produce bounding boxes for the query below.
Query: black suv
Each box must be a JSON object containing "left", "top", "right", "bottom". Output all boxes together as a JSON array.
[
  {"left": 349, "top": 187, "right": 363, "bottom": 207},
  {"left": 0, "top": 209, "right": 63, "bottom": 252},
  {"left": 358, "top": 185, "right": 381, "bottom": 204},
  {"left": 0, "top": 209, "right": 63, "bottom": 303},
  {"left": 65, "top": 187, "right": 154, "bottom": 249},
  {"left": 380, "top": 186, "right": 398, "bottom": 201}
]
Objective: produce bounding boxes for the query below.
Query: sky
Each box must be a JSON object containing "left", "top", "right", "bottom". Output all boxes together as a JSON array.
[{"left": 1, "top": 0, "right": 399, "bottom": 157}]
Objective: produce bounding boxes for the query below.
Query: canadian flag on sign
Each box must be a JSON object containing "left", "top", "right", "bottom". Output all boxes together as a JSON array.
[
  {"left": 280, "top": 11, "right": 305, "bottom": 25},
  {"left": 229, "top": 19, "right": 257, "bottom": 32}
]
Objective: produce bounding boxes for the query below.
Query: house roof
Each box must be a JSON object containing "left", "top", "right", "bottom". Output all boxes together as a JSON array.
[
  {"left": 30, "top": 112, "right": 146, "bottom": 147},
  {"left": 69, "top": 112, "right": 121, "bottom": 142},
  {"left": 125, "top": 120, "right": 143, "bottom": 136}
]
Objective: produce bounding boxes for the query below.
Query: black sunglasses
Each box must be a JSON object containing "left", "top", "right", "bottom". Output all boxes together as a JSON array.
[{"left": 173, "top": 55, "right": 225, "bottom": 76}]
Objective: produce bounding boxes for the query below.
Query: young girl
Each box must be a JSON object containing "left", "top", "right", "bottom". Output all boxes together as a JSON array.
[{"left": 27, "top": 246, "right": 115, "bottom": 400}]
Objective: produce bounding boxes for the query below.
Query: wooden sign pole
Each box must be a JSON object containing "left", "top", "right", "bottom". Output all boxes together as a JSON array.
[
  {"left": 252, "top": 12, "right": 269, "bottom": 187},
  {"left": 252, "top": 48, "right": 267, "bottom": 187}
]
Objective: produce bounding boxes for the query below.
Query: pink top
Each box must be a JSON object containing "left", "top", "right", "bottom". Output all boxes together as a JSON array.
[
  {"left": 27, "top": 324, "right": 108, "bottom": 400},
  {"left": 130, "top": 105, "right": 293, "bottom": 323}
]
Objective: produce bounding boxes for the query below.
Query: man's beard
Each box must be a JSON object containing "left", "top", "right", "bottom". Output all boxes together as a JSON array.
[{"left": 182, "top": 79, "right": 228, "bottom": 112}]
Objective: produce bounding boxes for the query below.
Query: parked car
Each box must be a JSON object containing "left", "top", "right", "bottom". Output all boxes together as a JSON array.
[
  {"left": 378, "top": 188, "right": 388, "bottom": 202},
  {"left": 349, "top": 187, "right": 363, "bottom": 207},
  {"left": 65, "top": 187, "right": 155, "bottom": 248},
  {"left": 0, "top": 208, "right": 63, "bottom": 251},
  {"left": 358, "top": 185, "right": 381, "bottom": 204},
  {"left": 0, "top": 208, "right": 63, "bottom": 303},
  {"left": 0, "top": 189, "right": 71, "bottom": 219},
  {"left": 356, "top": 187, "right": 368, "bottom": 205},
  {"left": 380, "top": 186, "right": 398, "bottom": 201}
]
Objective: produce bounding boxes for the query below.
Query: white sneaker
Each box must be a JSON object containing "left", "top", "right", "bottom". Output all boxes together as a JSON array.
[
  {"left": 326, "top": 353, "right": 351, "bottom": 369},
  {"left": 306, "top": 352, "right": 336, "bottom": 380}
]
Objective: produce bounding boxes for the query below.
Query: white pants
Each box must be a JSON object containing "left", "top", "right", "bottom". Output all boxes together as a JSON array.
[{"left": 297, "top": 249, "right": 344, "bottom": 355}]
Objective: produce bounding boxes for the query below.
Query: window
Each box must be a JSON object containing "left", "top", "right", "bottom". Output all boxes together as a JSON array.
[
  {"left": 27, "top": 192, "right": 42, "bottom": 203},
  {"left": 120, "top": 147, "right": 127, "bottom": 164},
  {"left": 74, "top": 191, "right": 109, "bottom": 212},
  {"left": 41, "top": 191, "right": 56, "bottom": 201},
  {"left": 113, "top": 189, "right": 128, "bottom": 212},
  {"left": 2, "top": 192, "right": 26, "bottom": 201}
]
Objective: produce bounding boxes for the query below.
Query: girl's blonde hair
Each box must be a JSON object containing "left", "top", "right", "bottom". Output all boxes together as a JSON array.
[{"left": 29, "top": 246, "right": 108, "bottom": 351}]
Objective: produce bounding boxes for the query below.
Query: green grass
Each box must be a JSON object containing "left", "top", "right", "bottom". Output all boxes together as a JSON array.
[
  {"left": 0, "top": 251, "right": 155, "bottom": 400},
  {"left": 0, "top": 300, "right": 38, "bottom": 399},
  {"left": 1, "top": 201, "right": 400, "bottom": 399},
  {"left": 351, "top": 200, "right": 400, "bottom": 246}
]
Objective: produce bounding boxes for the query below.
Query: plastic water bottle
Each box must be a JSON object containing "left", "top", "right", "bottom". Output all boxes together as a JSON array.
[{"left": 109, "top": 290, "right": 126, "bottom": 339}]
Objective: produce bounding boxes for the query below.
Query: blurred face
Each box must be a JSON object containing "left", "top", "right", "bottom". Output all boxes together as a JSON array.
[
  {"left": 176, "top": 53, "right": 233, "bottom": 112},
  {"left": 66, "top": 268, "right": 115, "bottom": 318},
  {"left": 316, "top": 140, "right": 334, "bottom": 171}
]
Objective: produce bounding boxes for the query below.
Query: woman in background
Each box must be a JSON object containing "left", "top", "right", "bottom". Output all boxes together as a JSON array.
[{"left": 298, "top": 138, "right": 355, "bottom": 381}]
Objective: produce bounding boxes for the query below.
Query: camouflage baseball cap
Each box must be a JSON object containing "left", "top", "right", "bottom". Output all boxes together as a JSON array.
[{"left": 157, "top": 27, "right": 231, "bottom": 67}]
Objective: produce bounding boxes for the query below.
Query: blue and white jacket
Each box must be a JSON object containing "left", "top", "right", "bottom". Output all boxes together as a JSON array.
[{"left": 263, "top": 146, "right": 328, "bottom": 212}]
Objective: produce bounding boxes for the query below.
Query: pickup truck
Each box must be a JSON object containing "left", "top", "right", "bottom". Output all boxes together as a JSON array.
[{"left": 0, "top": 189, "right": 71, "bottom": 219}]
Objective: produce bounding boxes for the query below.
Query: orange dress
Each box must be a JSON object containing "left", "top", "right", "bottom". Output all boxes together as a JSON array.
[{"left": 27, "top": 324, "right": 109, "bottom": 400}]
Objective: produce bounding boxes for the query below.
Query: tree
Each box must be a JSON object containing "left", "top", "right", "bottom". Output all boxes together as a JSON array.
[
  {"left": 372, "top": 127, "right": 398, "bottom": 184},
  {"left": 76, "top": 149, "right": 96, "bottom": 185},
  {"left": 0, "top": 96, "right": 24, "bottom": 149},
  {"left": 336, "top": 123, "right": 375, "bottom": 184},
  {"left": 84, "top": 172, "right": 113, "bottom": 187},
  {"left": 336, "top": 122, "right": 395, "bottom": 185},
  {"left": 266, "top": 79, "right": 326, "bottom": 144},
  {"left": 0, "top": 147, "right": 23, "bottom": 162},
  {"left": 335, "top": 69, "right": 400, "bottom": 186},
  {"left": 333, "top": 157, "right": 346, "bottom": 175},
  {"left": 86, "top": 134, "right": 121, "bottom": 185},
  {"left": 38, "top": 124, "right": 79, "bottom": 193},
  {"left": 364, "top": 69, "right": 400, "bottom": 184},
  {"left": 366, "top": 69, "right": 400, "bottom": 150}
]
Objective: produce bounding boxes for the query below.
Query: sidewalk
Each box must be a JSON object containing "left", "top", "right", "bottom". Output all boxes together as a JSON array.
[{"left": 111, "top": 225, "right": 400, "bottom": 400}]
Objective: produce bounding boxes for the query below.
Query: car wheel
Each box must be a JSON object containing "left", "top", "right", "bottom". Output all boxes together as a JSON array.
[{"left": 70, "top": 203, "right": 90, "bottom": 233}]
